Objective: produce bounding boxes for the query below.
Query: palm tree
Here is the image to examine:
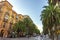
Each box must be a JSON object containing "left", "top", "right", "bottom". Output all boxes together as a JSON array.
[{"left": 41, "top": 1, "right": 60, "bottom": 40}]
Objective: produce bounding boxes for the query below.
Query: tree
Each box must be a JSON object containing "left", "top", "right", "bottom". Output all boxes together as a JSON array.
[
  {"left": 24, "top": 16, "right": 40, "bottom": 35},
  {"left": 23, "top": 16, "right": 33, "bottom": 35},
  {"left": 35, "top": 29, "right": 40, "bottom": 34},
  {"left": 13, "top": 21, "right": 27, "bottom": 37},
  {"left": 41, "top": 0, "right": 60, "bottom": 38},
  {"left": 12, "top": 15, "right": 40, "bottom": 37}
]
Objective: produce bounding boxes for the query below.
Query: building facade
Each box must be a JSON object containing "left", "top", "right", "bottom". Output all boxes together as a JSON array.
[{"left": 0, "top": 0, "right": 24, "bottom": 37}]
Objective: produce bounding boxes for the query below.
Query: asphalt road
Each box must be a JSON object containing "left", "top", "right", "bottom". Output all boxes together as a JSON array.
[{"left": 0, "top": 36, "right": 52, "bottom": 40}]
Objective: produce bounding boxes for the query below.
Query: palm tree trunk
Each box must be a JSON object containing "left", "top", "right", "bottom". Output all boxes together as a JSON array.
[
  {"left": 57, "top": 34, "right": 58, "bottom": 40},
  {"left": 53, "top": 34, "right": 54, "bottom": 40}
]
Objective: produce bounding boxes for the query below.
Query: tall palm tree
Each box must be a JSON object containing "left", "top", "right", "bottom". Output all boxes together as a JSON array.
[{"left": 41, "top": 1, "right": 60, "bottom": 40}]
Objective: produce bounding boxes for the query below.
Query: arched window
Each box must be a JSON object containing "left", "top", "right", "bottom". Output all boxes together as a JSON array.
[
  {"left": 9, "top": 22, "right": 13, "bottom": 29},
  {"left": 5, "top": 15, "right": 9, "bottom": 19},
  {"left": 3, "top": 12, "right": 9, "bottom": 22}
]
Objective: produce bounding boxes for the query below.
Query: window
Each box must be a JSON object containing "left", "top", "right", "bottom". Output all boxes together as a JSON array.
[
  {"left": 5, "top": 12, "right": 9, "bottom": 15},
  {"left": 3, "top": 15, "right": 9, "bottom": 22},
  {"left": 12, "top": 15, "right": 14, "bottom": 18},
  {"left": 5, "top": 12, "right": 9, "bottom": 19},
  {"left": 3, "top": 18, "right": 8, "bottom": 22},
  {"left": 3, "top": 22, "right": 5, "bottom": 28},
  {"left": 3, "top": 12, "right": 9, "bottom": 22},
  {"left": 9, "top": 23, "right": 12, "bottom": 29},
  {"left": 5, "top": 15, "right": 9, "bottom": 19},
  {"left": 16, "top": 16, "right": 18, "bottom": 19}
]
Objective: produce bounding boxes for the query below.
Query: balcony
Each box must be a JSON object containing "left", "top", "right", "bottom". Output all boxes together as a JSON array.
[
  {"left": 3, "top": 15, "right": 9, "bottom": 22},
  {"left": 4, "top": 14, "right": 9, "bottom": 19}
]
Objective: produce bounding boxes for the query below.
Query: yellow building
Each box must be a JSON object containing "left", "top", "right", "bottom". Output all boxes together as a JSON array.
[{"left": 0, "top": 0, "right": 24, "bottom": 37}]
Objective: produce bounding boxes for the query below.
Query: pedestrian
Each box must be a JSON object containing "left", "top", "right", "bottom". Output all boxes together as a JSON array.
[{"left": 40, "top": 35, "right": 43, "bottom": 40}]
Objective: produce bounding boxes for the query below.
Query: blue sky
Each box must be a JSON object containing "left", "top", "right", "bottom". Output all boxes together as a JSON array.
[{"left": 6, "top": 0, "right": 48, "bottom": 32}]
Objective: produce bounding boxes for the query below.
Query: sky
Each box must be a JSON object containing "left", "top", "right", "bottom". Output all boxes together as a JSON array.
[{"left": 1, "top": 0, "right": 48, "bottom": 32}]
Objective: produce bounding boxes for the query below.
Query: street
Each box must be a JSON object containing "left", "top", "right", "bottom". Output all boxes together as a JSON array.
[{"left": 0, "top": 35, "right": 52, "bottom": 40}]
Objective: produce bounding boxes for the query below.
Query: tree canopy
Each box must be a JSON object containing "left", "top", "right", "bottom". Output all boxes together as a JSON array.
[
  {"left": 41, "top": 0, "right": 60, "bottom": 35},
  {"left": 12, "top": 16, "right": 40, "bottom": 37}
]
